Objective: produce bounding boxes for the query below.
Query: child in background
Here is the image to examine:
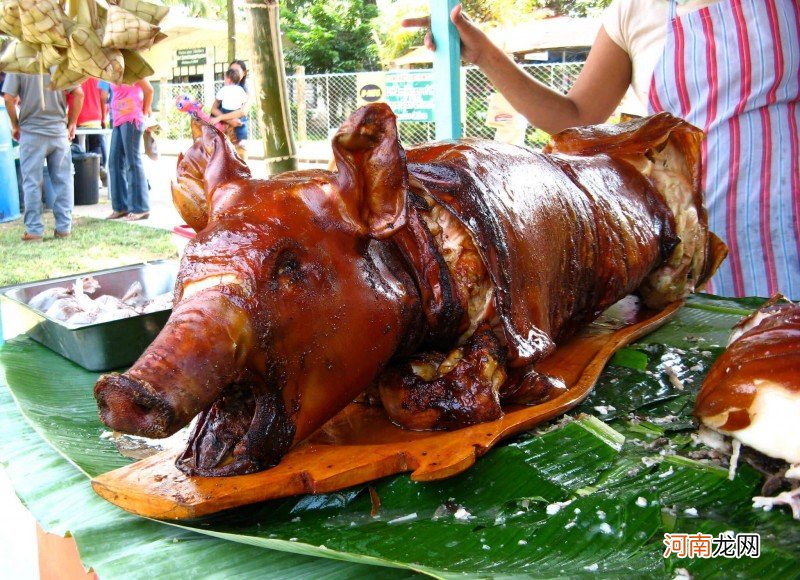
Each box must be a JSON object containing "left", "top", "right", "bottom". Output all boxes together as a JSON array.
[{"left": 211, "top": 68, "right": 248, "bottom": 145}]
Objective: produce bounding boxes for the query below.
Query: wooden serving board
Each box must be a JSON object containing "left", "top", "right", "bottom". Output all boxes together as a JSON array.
[{"left": 92, "top": 297, "right": 683, "bottom": 520}]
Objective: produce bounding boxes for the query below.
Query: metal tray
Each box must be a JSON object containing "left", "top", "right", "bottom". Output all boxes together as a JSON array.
[{"left": 0, "top": 261, "right": 178, "bottom": 371}]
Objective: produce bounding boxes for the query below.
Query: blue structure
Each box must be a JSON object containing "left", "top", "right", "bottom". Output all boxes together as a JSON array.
[
  {"left": 0, "top": 103, "right": 20, "bottom": 223},
  {"left": 431, "top": 0, "right": 462, "bottom": 140}
]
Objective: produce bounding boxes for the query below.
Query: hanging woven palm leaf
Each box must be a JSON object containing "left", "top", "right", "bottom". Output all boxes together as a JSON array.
[
  {"left": 0, "top": 0, "right": 22, "bottom": 38},
  {"left": 0, "top": 0, "right": 167, "bottom": 85},
  {"left": 120, "top": 48, "right": 153, "bottom": 84},
  {"left": 108, "top": 0, "right": 167, "bottom": 25},
  {"left": 18, "top": 0, "right": 69, "bottom": 48},
  {"left": 102, "top": 4, "right": 162, "bottom": 51},
  {"left": 67, "top": 22, "right": 123, "bottom": 82},
  {"left": 49, "top": 59, "right": 87, "bottom": 90},
  {"left": 0, "top": 39, "right": 63, "bottom": 73}
]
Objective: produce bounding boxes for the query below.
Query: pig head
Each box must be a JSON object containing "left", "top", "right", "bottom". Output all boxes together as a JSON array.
[
  {"left": 94, "top": 103, "right": 725, "bottom": 477},
  {"left": 95, "top": 105, "right": 427, "bottom": 476}
]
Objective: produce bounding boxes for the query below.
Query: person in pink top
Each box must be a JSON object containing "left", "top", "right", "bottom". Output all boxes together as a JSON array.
[{"left": 107, "top": 79, "right": 153, "bottom": 221}]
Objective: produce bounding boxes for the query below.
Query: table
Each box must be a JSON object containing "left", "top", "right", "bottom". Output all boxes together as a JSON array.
[
  {"left": 73, "top": 127, "right": 111, "bottom": 152},
  {"left": 0, "top": 294, "right": 798, "bottom": 578}
]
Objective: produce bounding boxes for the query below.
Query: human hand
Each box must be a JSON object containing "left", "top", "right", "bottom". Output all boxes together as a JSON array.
[
  {"left": 401, "top": 4, "right": 489, "bottom": 66},
  {"left": 11, "top": 126, "right": 19, "bottom": 141},
  {"left": 228, "top": 118, "right": 243, "bottom": 127},
  {"left": 67, "top": 122, "right": 76, "bottom": 140}
]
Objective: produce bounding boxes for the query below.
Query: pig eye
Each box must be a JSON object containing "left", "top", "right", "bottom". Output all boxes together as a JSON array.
[{"left": 273, "top": 252, "right": 302, "bottom": 282}]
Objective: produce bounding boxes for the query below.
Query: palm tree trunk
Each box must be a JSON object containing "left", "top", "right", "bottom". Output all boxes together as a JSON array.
[
  {"left": 227, "top": 0, "right": 235, "bottom": 63},
  {"left": 243, "top": 0, "right": 297, "bottom": 174}
]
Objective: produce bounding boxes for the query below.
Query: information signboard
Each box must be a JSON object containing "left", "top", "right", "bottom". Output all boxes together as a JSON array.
[
  {"left": 385, "top": 70, "right": 434, "bottom": 122},
  {"left": 176, "top": 47, "right": 207, "bottom": 67}
]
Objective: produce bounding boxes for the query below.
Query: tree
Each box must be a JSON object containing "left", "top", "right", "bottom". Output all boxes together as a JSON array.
[
  {"left": 226, "top": 0, "right": 236, "bottom": 63},
  {"left": 163, "top": 0, "right": 223, "bottom": 19},
  {"left": 280, "top": 0, "right": 380, "bottom": 74},
  {"left": 246, "top": 0, "right": 298, "bottom": 174},
  {"left": 372, "top": 0, "right": 610, "bottom": 65},
  {"left": 525, "top": 0, "right": 612, "bottom": 17}
]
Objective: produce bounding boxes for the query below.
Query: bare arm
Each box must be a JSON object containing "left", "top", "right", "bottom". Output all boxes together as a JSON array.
[
  {"left": 4, "top": 93, "right": 19, "bottom": 141},
  {"left": 137, "top": 79, "right": 154, "bottom": 117},
  {"left": 212, "top": 108, "right": 245, "bottom": 122},
  {"left": 404, "top": 4, "right": 632, "bottom": 134},
  {"left": 210, "top": 96, "right": 245, "bottom": 122},
  {"left": 67, "top": 86, "right": 84, "bottom": 140},
  {"left": 99, "top": 88, "right": 108, "bottom": 127}
]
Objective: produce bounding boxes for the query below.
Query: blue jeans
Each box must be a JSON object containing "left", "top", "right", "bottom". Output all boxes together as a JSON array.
[
  {"left": 19, "top": 131, "right": 73, "bottom": 236},
  {"left": 109, "top": 122, "right": 149, "bottom": 213},
  {"left": 80, "top": 133, "right": 107, "bottom": 168},
  {"left": 220, "top": 107, "right": 248, "bottom": 142}
]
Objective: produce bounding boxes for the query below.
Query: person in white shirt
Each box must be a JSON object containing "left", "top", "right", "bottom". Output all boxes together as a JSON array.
[
  {"left": 211, "top": 67, "right": 249, "bottom": 155},
  {"left": 404, "top": 0, "right": 800, "bottom": 301}
]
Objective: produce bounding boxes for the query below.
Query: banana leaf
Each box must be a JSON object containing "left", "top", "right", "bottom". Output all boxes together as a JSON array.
[{"left": 1, "top": 293, "right": 798, "bottom": 578}]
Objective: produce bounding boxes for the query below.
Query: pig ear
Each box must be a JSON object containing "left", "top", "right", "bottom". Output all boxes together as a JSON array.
[
  {"left": 171, "top": 124, "right": 251, "bottom": 232},
  {"left": 332, "top": 104, "right": 408, "bottom": 239}
]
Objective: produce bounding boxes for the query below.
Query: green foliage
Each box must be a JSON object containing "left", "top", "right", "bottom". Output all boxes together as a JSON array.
[
  {"left": 526, "top": 0, "right": 613, "bottom": 17},
  {"left": 372, "top": 0, "right": 429, "bottom": 65},
  {"left": 281, "top": 0, "right": 381, "bottom": 73},
  {"left": 372, "top": 0, "right": 611, "bottom": 65},
  {"left": 162, "top": 0, "right": 226, "bottom": 19},
  {"left": 465, "top": 96, "right": 496, "bottom": 140}
]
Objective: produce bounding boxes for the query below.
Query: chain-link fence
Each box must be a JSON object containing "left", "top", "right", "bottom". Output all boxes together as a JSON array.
[
  {"left": 159, "top": 62, "right": 584, "bottom": 150},
  {"left": 160, "top": 80, "right": 265, "bottom": 141}
]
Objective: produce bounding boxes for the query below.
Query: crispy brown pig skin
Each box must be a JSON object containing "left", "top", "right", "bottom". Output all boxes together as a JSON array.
[
  {"left": 695, "top": 298, "right": 800, "bottom": 433},
  {"left": 407, "top": 141, "right": 679, "bottom": 366}
]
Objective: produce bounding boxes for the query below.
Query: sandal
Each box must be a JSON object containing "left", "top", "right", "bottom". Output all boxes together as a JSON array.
[
  {"left": 106, "top": 211, "right": 129, "bottom": 220},
  {"left": 21, "top": 231, "right": 43, "bottom": 242},
  {"left": 124, "top": 212, "right": 150, "bottom": 221}
]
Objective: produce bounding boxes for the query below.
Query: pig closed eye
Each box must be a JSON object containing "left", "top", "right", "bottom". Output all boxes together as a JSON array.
[{"left": 273, "top": 252, "right": 304, "bottom": 285}]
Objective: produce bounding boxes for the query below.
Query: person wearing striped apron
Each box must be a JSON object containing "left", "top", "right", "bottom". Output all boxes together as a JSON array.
[
  {"left": 647, "top": 0, "right": 800, "bottom": 299},
  {"left": 404, "top": 0, "right": 800, "bottom": 299}
]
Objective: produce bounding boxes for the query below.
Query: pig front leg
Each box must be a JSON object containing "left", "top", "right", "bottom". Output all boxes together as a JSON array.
[
  {"left": 378, "top": 324, "right": 508, "bottom": 430},
  {"left": 500, "top": 367, "right": 568, "bottom": 405}
]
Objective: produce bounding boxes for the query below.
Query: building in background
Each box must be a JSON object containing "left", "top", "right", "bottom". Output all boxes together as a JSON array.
[{"left": 143, "top": 8, "right": 252, "bottom": 111}]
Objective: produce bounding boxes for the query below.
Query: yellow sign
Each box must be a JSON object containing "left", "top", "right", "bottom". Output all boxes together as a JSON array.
[{"left": 356, "top": 72, "right": 387, "bottom": 107}]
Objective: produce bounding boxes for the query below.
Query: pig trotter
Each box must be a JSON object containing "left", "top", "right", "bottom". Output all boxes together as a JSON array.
[
  {"left": 501, "top": 368, "right": 568, "bottom": 405},
  {"left": 176, "top": 379, "right": 295, "bottom": 477},
  {"left": 379, "top": 324, "right": 508, "bottom": 430}
]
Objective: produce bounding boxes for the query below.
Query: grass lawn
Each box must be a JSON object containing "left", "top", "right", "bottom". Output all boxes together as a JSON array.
[{"left": 0, "top": 214, "right": 178, "bottom": 287}]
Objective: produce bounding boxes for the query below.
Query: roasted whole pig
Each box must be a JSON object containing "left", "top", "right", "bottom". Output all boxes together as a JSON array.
[{"left": 95, "top": 103, "right": 724, "bottom": 476}]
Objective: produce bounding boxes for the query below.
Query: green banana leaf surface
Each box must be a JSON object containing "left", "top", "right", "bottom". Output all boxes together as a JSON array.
[{"left": 1, "top": 293, "right": 798, "bottom": 578}]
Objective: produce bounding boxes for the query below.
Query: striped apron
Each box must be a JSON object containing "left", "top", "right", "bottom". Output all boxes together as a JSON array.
[{"left": 648, "top": 0, "right": 800, "bottom": 299}]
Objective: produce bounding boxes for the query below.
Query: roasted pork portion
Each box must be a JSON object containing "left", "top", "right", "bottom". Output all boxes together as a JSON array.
[{"left": 695, "top": 296, "right": 800, "bottom": 518}]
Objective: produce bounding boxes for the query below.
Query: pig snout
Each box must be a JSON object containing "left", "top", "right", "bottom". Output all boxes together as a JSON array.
[{"left": 94, "top": 291, "right": 255, "bottom": 438}]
